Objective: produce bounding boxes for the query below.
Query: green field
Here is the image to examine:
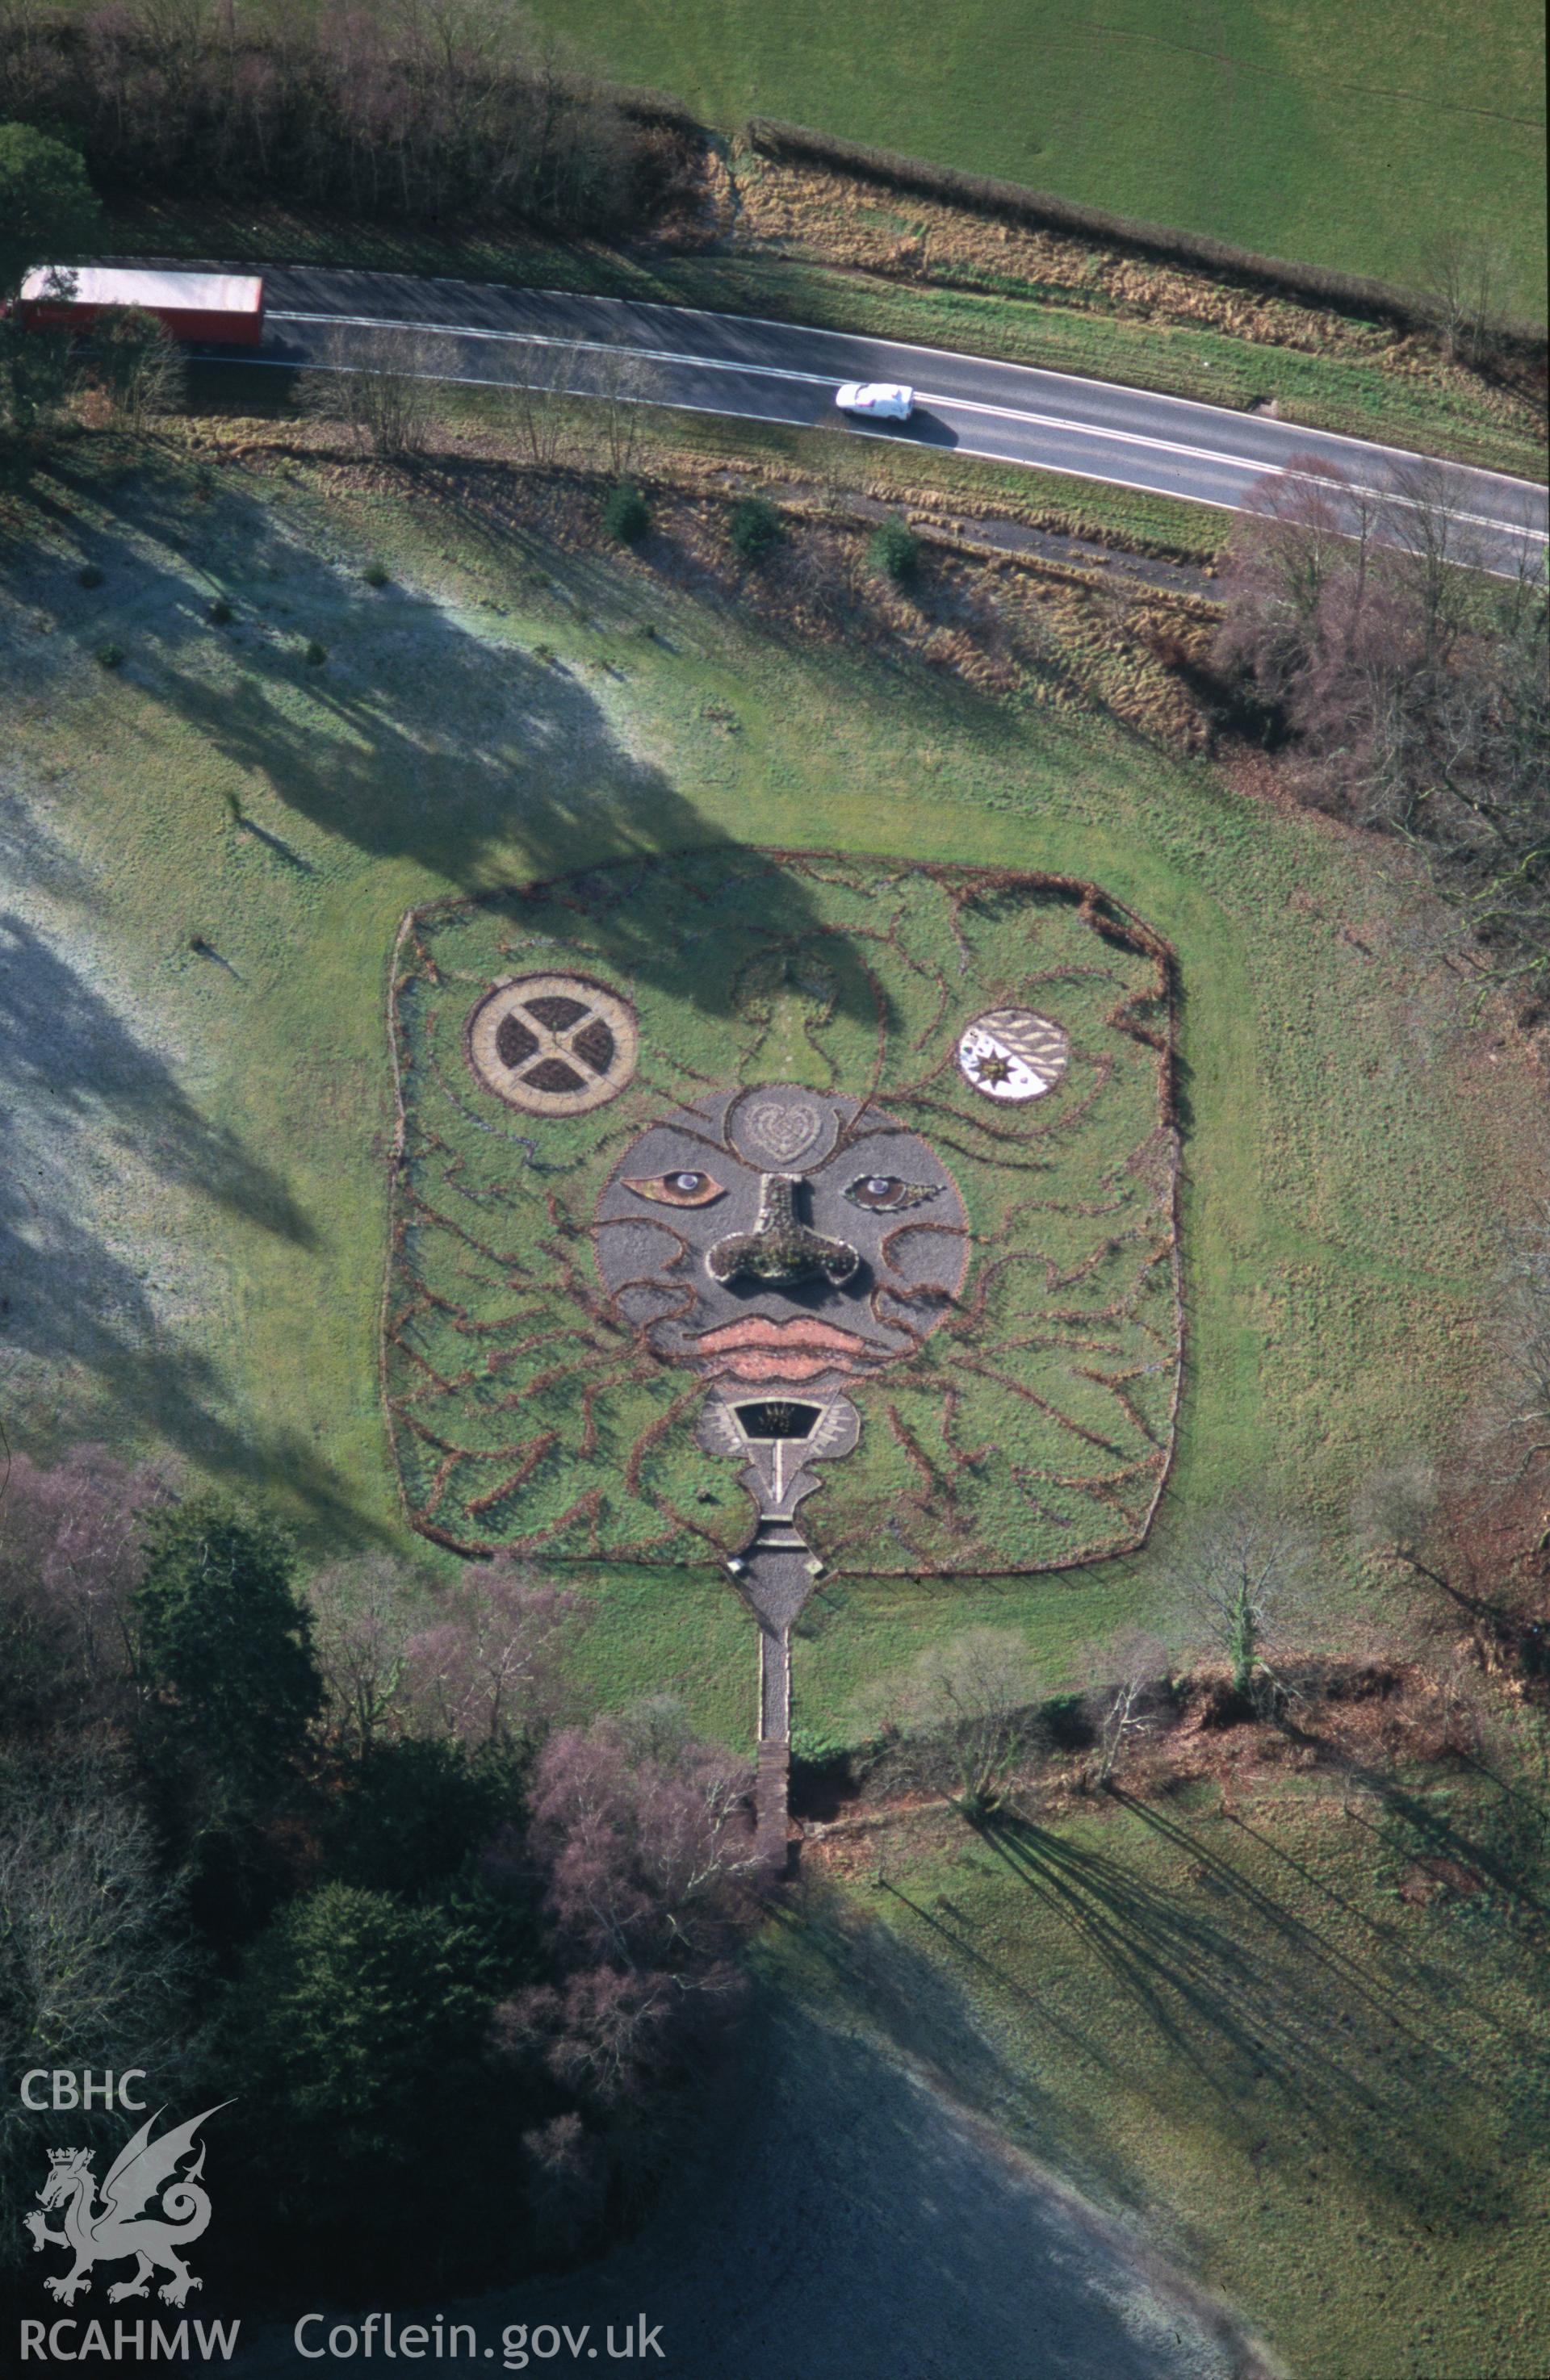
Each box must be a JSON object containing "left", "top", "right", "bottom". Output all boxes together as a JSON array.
[
  {"left": 527, "top": 0, "right": 1548, "bottom": 316},
  {"left": 779, "top": 1775, "right": 1550, "bottom": 2380},
  {"left": 6, "top": 411, "right": 1548, "bottom": 2379},
  {"left": 0, "top": 433, "right": 1541, "bottom": 1751}
]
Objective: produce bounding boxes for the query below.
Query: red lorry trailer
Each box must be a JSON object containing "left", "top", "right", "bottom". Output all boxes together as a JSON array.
[{"left": 18, "top": 266, "right": 266, "bottom": 346}]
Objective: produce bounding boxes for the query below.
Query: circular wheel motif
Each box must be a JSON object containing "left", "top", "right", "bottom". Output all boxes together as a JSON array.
[
  {"left": 957, "top": 1009, "right": 1070, "bottom": 1102},
  {"left": 467, "top": 974, "right": 638, "bottom": 1116}
]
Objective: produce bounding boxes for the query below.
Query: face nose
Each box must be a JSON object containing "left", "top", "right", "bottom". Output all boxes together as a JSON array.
[{"left": 706, "top": 1173, "right": 858, "bottom": 1288}]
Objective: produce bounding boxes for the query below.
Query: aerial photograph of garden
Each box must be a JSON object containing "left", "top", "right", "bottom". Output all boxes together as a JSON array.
[{"left": 0, "top": 3, "right": 1544, "bottom": 2374}]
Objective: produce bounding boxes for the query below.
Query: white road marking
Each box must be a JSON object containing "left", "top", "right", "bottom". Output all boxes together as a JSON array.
[
  {"left": 269, "top": 274, "right": 1549, "bottom": 491},
  {"left": 251, "top": 307, "right": 1548, "bottom": 554}
]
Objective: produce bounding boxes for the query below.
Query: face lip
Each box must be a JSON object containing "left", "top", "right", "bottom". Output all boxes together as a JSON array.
[{"left": 686, "top": 1314, "right": 886, "bottom": 1383}]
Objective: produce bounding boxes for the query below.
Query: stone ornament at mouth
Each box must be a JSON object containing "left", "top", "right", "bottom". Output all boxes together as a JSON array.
[{"left": 691, "top": 1315, "right": 873, "bottom": 1383}]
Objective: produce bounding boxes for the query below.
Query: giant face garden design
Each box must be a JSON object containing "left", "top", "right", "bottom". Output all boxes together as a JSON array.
[{"left": 383, "top": 849, "right": 1182, "bottom": 1796}]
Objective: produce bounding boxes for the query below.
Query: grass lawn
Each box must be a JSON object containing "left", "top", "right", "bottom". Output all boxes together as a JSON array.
[
  {"left": 0, "top": 429, "right": 1542, "bottom": 1747},
  {"left": 523, "top": 0, "right": 1548, "bottom": 316},
  {"left": 780, "top": 1776, "right": 1550, "bottom": 2378}
]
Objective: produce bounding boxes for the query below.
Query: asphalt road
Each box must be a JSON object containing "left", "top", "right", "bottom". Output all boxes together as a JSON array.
[{"left": 204, "top": 261, "right": 1546, "bottom": 576}]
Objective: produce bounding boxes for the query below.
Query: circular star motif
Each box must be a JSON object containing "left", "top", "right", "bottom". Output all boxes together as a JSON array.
[{"left": 957, "top": 1010, "right": 1070, "bottom": 1102}]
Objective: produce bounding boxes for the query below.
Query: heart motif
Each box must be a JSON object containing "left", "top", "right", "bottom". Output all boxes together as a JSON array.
[{"left": 746, "top": 1101, "right": 821, "bottom": 1163}]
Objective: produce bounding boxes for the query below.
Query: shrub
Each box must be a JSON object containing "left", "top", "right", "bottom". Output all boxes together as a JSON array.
[
  {"left": 362, "top": 562, "right": 390, "bottom": 588},
  {"left": 602, "top": 481, "right": 650, "bottom": 546},
  {"left": 207, "top": 596, "right": 232, "bottom": 625},
  {"left": 869, "top": 515, "right": 920, "bottom": 583},
  {"left": 729, "top": 495, "right": 784, "bottom": 565},
  {"left": 304, "top": 638, "right": 327, "bottom": 666},
  {"left": 0, "top": 124, "right": 102, "bottom": 300},
  {"left": 94, "top": 642, "right": 124, "bottom": 669},
  {"left": 132, "top": 1495, "right": 322, "bottom": 1813},
  {"left": 76, "top": 563, "right": 103, "bottom": 589},
  {"left": 90, "top": 306, "right": 184, "bottom": 433},
  {"left": 304, "top": 341, "right": 438, "bottom": 459},
  {"left": 219, "top": 1884, "right": 488, "bottom": 2207}
]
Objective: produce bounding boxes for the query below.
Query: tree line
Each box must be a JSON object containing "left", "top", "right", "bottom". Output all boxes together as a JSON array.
[
  {"left": 1212, "top": 458, "right": 1548, "bottom": 1015},
  {"left": 0, "top": 0, "right": 688, "bottom": 234},
  {"left": 0, "top": 1461, "right": 760, "bottom": 2298}
]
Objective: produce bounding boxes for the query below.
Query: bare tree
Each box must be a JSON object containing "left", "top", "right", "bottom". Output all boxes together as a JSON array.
[
  {"left": 884, "top": 1627, "right": 1045, "bottom": 1817},
  {"left": 1354, "top": 1445, "right": 1549, "bottom": 1684},
  {"left": 512, "top": 337, "right": 580, "bottom": 466},
  {"left": 492, "top": 1711, "right": 759, "bottom": 2120},
  {"left": 90, "top": 306, "right": 185, "bottom": 435},
  {"left": 1215, "top": 461, "right": 1548, "bottom": 1007},
  {"left": 0, "top": 1445, "right": 170, "bottom": 1732},
  {"left": 0, "top": 6, "right": 650, "bottom": 238},
  {"left": 1422, "top": 230, "right": 1506, "bottom": 369},
  {"left": 1163, "top": 1502, "right": 1314, "bottom": 1710},
  {"left": 401, "top": 1560, "right": 590, "bottom": 1748},
  {"left": 1353, "top": 1456, "right": 1442, "bottom": 1571},
  {"left": 307, "top": 1554, "right": 434, "bottom": 1755},
  {"left": 1383, "top": 456, "right": 1485, "bottom": 655},
  {"left": 1080, "top": 1626, "right": 1169, "bottom": 1781},
  {"left": 304, "top": 329, "right": 440, "bottom": 460},
  {"left": 591, "top": 344, "right": 645, "bottom": 479},
  {"left": 0, "top": 1750, "right": 195, "bottom": 2260}
]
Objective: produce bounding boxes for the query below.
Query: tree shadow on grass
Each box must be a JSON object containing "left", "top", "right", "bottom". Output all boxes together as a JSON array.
[
  {"left": 0, "top": 912, "right": 374, "bottom": 1529},
  {"left": 0, "top": 450, "right": 853, "bottom": 1514},
  {"left": 24, "top": 449, "right": 847, "bottom": 1027},
  {"left": 974, "top": 1804, "right": 1518, "bottom": 2235},
  {"left": 336, "top": 1949, "right": 1267, "bottom": 2380}
]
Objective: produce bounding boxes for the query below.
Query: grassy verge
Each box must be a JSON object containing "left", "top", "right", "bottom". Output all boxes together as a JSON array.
[
  {"left": 0, "top": 432, "right": 1541, "bottom": 1743},
  {"left": 107, "top": 196, "right": 1549, "bottom": 483},
  {"left": 780, "top": 1774, "right": 1550, "bottom": 2378},
  {"left": 202, "top": 358, "right": 1233, "bottom": 564}
]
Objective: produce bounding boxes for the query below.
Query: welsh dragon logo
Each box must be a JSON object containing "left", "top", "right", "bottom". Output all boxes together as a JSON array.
[{"left": 25, "top": 2104, "right": 229, "bottom": 2307}]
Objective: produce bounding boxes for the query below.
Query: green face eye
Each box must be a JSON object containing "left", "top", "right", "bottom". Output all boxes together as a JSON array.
[
  {"left": 625, "top": 1169, "right": 726, "bottom": 1208},
  {"left": 844, "top": 1174, "right": 939, "bottom": 1213}
]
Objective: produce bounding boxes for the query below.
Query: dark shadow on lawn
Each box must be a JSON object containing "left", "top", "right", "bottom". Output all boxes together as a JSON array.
[
  {"left": 0, "top": 912, "right": 375, "bottom": 1529},
  {"left": 235, "top": 1956, "right": 1264, "bottom": 2380},
  {"left": 29, "top": 450, "right": 848, "bottom": 1028},
  {"left": 974, "top": 1806, "right": 1512, "bottom": 2232},
  {"left": 0, "top": 912, "right": 312, "bottom": 1244}
]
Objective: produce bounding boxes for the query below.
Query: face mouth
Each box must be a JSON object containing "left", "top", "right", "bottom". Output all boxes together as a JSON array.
[{"left": 688, "top": 1315, "right": 879, "bottom": 1382}]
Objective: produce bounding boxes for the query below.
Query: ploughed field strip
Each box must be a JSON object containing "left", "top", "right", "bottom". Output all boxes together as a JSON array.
[{"left": 383, "top": 850, "right": 1181, "bottom": 1581}]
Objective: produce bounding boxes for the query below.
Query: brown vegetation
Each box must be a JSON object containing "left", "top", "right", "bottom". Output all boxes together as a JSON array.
[
  {"left": 0, "top": 0, "right": 692, "bottom": 234},
  {"left": 742, "top": 117, "right": 1549, "bottom": 358},
  {"left": 1213, "top": 459, "right": 1549, "bottom": 1018},
  {"left": 222, "top": 395, "right": 1217, "bottom": 747}
]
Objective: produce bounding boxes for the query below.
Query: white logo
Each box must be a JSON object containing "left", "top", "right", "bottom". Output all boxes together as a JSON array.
[{"left": 25, "top": 2103, "right": 230, "bottom": 2309}]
